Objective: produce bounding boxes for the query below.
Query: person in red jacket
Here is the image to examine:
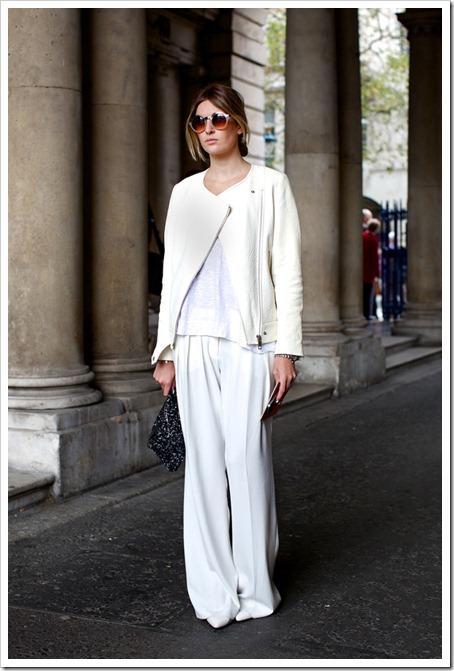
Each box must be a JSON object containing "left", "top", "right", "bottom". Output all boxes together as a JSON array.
[{"left": 363, "top": 219, "right": 380, "bottom": 319}]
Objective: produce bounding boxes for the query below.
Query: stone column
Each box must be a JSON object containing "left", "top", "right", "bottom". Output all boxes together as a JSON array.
[
  {"left": 89, "top": 9, "right": 154, "bottom": 395},
  {"left": 8, "top": 9, "right": 101, "bottom": 409},
  {"left": 285, "top": 9, "right": 384, "bottom": 393},
  {"left": 148, "top": 59, "right": 182, "bottom": 235},
  {"left": 336, "top": 9, "right": 367, "bottom": 334},
  {"left": 394, "top": 9, "right": 442, "bottom": 345},
  {"left": 286, "top": 9, "right": 342, "bottom": 337}
]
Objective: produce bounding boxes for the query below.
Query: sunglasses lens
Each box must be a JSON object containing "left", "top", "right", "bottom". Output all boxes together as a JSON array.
[
  {"left": 190, "top": 115, "right": 206, "bottom": 133},
  {"left": 211, "top": 113, "right": 228, "bottom": 129},
  {"left": 189, "top": 113, "right": 229, "bottom": 132}
]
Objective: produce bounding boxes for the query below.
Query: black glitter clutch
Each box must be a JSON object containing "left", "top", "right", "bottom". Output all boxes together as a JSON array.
[{"left": 147, "top": 389, "right": 185, "bottom": 471}]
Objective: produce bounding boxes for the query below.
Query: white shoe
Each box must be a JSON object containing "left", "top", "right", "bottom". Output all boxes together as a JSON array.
[
  {"left": 235, "top": 611, "right": 252, "bottom": 622},
  {"left": 207, "top": 616, "right": 232, "bottom": 629}
]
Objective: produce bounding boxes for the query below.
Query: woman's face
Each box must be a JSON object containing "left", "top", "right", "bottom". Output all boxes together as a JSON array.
[{"left": 195, "top": 99, "right": 242, "bottom": 160}]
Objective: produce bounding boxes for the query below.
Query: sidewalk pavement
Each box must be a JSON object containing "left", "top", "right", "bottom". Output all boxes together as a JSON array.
[{"left": 7, "top": 358, "right": 444, "bottom": 665}]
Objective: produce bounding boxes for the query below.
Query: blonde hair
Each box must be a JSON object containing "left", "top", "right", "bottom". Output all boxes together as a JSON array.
[{"left": 185, "top": 83, "right": 250, "bottom": 163}]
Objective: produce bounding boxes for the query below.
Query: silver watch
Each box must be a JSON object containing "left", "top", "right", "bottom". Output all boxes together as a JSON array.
[{"left": 275, "top": 354, "right": 299, "bottom": 363}]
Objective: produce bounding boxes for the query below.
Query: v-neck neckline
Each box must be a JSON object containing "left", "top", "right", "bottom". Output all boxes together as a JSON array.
[{"left": 203, "top": 163, "right": 254, "bottom": 197}]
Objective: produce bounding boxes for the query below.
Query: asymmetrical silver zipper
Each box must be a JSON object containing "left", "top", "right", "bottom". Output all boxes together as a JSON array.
[{"left": 256, "top": 187, "right": 265, "bottom": 350}]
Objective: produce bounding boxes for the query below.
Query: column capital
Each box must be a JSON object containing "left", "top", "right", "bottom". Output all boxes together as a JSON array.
[{"left": 398, "top": 8, "right": 442, "bottom": 38}]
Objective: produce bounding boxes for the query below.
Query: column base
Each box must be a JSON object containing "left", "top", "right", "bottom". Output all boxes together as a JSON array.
[
  {"left": 298, "top": 329, "right": 385, "bottom": 395},
  {"left": 392, "top": 302, "right": 442, "bottom": 346},
  {"left": 91, "top": 355, "right": 158, "bottom": 396},
  {"left": 8, "top": 368, "right": 102, "bottom": 410},
  {"left": 8, "top": 389, "right": 165, "bottom": 498},
  {"left": 342, "top": 315, "right": 369, "bottom": 337}
]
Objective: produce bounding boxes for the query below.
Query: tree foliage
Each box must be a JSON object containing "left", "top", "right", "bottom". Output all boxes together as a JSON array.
[
  {"left": 265, "top": 8, "right": 286, "bottom": 74},
  {"left": 359, "top": 8, "right": 409, "bottom": 164},
  {"left": 263, "top": 8, "right": 409, "bottom": 169},
  {"left": 264, "top": 8, "right": 286, "bottom": 117}
]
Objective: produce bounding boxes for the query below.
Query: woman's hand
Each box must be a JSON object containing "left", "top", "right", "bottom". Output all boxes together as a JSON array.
[
  {"left": 153, "top": 360, "right": 176, "bottom": 397},
  {"left": 273, "top": 356, "right": 297, "bottom": 403}
]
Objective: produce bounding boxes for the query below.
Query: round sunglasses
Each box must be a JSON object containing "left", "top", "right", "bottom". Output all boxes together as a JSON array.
[{"left": 189, "top": 112, "right": 230, "bottom": 133}]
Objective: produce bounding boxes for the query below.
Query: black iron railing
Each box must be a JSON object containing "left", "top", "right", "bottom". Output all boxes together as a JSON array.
[{"left": 379, "top": 202, "right": 408, "bottom": 320}]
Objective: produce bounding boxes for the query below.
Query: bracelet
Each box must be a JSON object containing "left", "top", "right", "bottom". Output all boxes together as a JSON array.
[
  {"left": 161, "top": 360, "right": 173, "bottom": 364},
  {"left": 275, "top": 354, "right": 299, "bottom": 363}
]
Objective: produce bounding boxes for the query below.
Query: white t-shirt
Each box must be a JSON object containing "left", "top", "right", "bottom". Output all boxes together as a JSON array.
[{"left": 177, "top": 237, "right": 274, "bottom": 354}]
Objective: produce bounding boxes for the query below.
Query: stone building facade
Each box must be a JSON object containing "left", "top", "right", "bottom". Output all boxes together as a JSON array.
[{"left": 8, "top": 8, "right": 442, "bottom": 497}]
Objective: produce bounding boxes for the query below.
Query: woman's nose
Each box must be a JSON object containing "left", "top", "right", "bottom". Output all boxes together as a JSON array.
[{"left": 205, "top": 119, "right": 215, "bottom": 133}]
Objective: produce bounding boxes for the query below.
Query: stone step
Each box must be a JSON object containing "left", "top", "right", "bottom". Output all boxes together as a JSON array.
[
  {"left": 386, "top": 346, "right": 442, "bottom": 373},
  {"left": 378, "top": 332, "right": 442, "bottom": 373},
  {"left": 8, "top": 468, "right": 55, "bottom": 513},
  {"left": 381, "top": 334, "right": 418, "bottom": 354}
]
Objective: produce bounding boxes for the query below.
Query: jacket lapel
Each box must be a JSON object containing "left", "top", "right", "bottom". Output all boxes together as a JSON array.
[{"left": 168, "top": 178, "right": 231, "bottom": 325}]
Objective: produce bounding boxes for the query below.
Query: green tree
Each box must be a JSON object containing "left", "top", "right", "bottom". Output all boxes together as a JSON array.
[
  {"left": 264, "top": 8, "right": 409, "bottom": 170},
  {"left": 264, "top": 8, "right": 286, "bottom": 169},
  {"left": 265, "top": 8, "right": 286, "bottom": 75},
  {"left": 264, "top": 8, "right": 286, "bottom": 115},
  {"left": 359, "top": 8, "right": 409, "bottom": 164}
]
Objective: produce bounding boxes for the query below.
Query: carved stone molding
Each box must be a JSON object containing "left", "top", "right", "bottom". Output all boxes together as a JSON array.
[{"left": 146, "top": 8, "right": 222, "bottom": 66}]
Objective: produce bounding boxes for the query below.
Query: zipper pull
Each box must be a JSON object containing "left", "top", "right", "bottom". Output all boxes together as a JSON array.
[{"left": 256, "top": 335, "right": 263, "bottom": 350}]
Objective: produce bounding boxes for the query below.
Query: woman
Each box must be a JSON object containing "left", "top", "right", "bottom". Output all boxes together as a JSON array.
[{"left": 152, "top": 83, "right": 303, "bottom": 629}]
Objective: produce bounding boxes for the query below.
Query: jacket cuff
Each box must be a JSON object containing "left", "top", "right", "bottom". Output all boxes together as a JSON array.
[{"left": 151, "top": 345, "right": 174, "bottom": 365}]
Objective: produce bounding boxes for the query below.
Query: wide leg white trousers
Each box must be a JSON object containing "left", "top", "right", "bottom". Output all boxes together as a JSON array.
[{"left": 174, "top": 335, "right": 281, "bottom": 621}]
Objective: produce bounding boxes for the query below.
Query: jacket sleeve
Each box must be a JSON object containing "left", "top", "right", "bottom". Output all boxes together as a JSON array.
[
  {"left": 151, "top": 187, "right": 178, "bottom": 364},
  {"left": 270, "top": 173, "right": 304, "bottom": 357}
]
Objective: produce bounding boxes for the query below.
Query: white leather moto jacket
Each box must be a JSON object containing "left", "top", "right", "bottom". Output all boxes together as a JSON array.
[{"left": 151, "top": 164, "right": 303, "bottom": 364}]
